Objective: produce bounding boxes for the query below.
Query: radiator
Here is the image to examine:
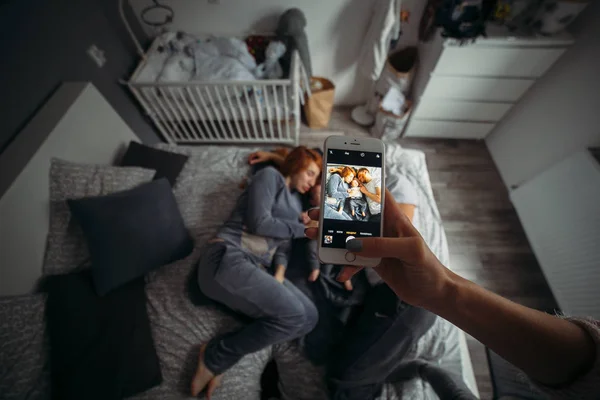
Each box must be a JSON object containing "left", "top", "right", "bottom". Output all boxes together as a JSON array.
[{"left": 511, "top": 150, "right": 600, "bottom": 318}]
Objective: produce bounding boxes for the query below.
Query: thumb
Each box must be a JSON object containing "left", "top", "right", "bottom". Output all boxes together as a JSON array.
[{"left": 346, "top": 237, "right": 419, "bottom": 260}]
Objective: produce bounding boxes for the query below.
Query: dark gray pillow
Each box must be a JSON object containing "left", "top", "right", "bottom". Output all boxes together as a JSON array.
[
  {"left": 0, "top": 293, "right": 50, "bottom": 399},
  {"left": 67, "top": 178, "right": 193, "bottom": 295},
  {"left": 120, "top": 141, "right": 189, "bottom": 187}
]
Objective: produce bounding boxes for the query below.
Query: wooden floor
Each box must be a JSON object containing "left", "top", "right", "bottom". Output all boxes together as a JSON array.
[{"left": 301, "top": 109, "right": 558, "bottom": 399}]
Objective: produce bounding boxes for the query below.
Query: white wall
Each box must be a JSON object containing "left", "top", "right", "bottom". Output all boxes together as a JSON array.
[
  {"left": 129, "top": 0, "right": 425, "bottom": 106},
  {"left": 486, "top": 1, "right": 600, "bottom": 189},
  {"left": 0, "top": 83, "right": 140, "bottom": 296}
]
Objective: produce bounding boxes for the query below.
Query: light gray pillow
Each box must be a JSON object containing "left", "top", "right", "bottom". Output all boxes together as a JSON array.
[
  {"left": 152, "top": 144, "right": 251, "bottom": 244},
  {"left": 0, "top": 293, "right": 49, "bottom": 400},
  {"left": 43, "top": 159, "right": 154, "bottom": 276}
]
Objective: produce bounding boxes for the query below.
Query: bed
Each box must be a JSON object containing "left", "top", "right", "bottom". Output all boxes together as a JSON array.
[
  {"left": 125, "top": 32, "right": 309, "bottom": 146},
  {"left": 127, "top": 143, "right": 479, "bottom": 400},
  {"left": 0, "top": 82, "right": 479, "bottom": 399}
]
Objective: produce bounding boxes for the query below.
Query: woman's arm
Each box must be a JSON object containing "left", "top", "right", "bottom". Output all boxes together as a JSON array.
[
  {"left": 434, "top": 273, "right": 596, "bottom": 387},
  {"left": 397, "top": 203, "right": 415, "bottom": 221},
  {"left": 245, "top": 169, "right": 305, "bottom": 239},
  {"left": 326, "top": 174, "right": 349, "bottom": 200},
  {"left": 325, "top": 190, "right": 597, "bottom": 388},
  {"left": 273, "top": 240, "right": 291, "bottom": 283}
]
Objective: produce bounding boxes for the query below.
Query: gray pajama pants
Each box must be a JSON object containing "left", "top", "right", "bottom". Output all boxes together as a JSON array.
[{"left": 197, "top": 242, "right": 318, "bottom": 375}]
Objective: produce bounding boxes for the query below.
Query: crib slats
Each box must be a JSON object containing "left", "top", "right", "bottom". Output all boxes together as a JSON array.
[
  {"left": 164, "top": 87, "right": 192, "bottom": 141},
  {"left": 243, "top": 86, "right": 260, "bottom": 141},
  {"left": 174, "top": 87, "right": 202, "bottom": 141},
  {"left": 185, "top": 87, "right": 210, "bottom": 141},
  {"left": 233, "top": 86, "right": 251, "bottom": 140},
  {"left": 212, "top": 87, "right": 235, "bottom": 141},
  {"left": 224, "top": 86, "right": 243, "bottom": 140},
  {"left": 272, "top": 86, "right": 282, "bottom": 141},
  {"left": 169, "top": 87, "right": 197, "bottom": 141},
  {"left": 158, "top": 87, "right": 191, "bottom": 140},
  {"left": 263, "top": 85, "right": 275, "bottom": 140},
  {"left": 282, "top": 85, "right": 291, "bottom": 141},
  {"left": 160, "top": 87, "right": 191, "bottom": 140},
  {"left": 150, "top": 88, "right": 183, "bottom": 141},
  {"left": 128, "top": 78, "right": 301, "bottom": 144},
  {"left": 252, "top": 85, "right": 268, "bottom": 141},
  {"left": 194, "top": 86, "right": 219, "bottom": 140},
  {"left": 138, "top": 87, "right": 176, "bottom": 143},
  {"left": 203, "top": 87, "right": 227, "bottom": 140}
]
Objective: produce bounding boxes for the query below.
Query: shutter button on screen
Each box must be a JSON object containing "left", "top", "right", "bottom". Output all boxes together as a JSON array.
[{"left": 345, "top": 252, "right": 356, "bottom": 262}]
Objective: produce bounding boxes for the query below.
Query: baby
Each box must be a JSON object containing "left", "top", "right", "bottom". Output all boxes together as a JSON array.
[{"left": 343, "top": 179, "right": 368, "bottom": 218}]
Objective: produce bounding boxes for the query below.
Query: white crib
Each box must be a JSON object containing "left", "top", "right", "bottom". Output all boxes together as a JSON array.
[{"left": 125, "top": 36, "right": 309, "bottom": 146}]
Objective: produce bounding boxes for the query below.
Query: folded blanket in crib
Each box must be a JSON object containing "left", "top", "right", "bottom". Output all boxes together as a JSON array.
[{"left": 153, "top": 32, "right": 258, "bottom": 83}]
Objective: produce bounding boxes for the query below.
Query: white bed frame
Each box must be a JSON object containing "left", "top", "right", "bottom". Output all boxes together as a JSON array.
[{"left": 124, "top": 37, "right": 309, "bottom": 146}]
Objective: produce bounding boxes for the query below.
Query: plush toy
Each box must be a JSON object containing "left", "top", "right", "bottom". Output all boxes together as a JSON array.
[
  {"left": 245, "top": 35, "right": 270, "bottom": 64},
  {"left": 276, "top": 8, "right": 313, "bottom": 78},
  {"left": 254, "top": 41, "right": 286, "bottom": 79}
]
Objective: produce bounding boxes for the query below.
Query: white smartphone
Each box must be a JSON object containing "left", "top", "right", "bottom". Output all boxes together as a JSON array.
[{"left": 318, "top": 136, "right": 385, "bottom": 268}]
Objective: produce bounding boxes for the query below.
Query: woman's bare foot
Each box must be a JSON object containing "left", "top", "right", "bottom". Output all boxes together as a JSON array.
[
  {"left": 191, "top": 345, "right": 223, "bottom": 398},
  {"left": 351, "top": 209, "right": 355, "bottom": 217},
  {"left": 362, "top": 211, "right": 366, "bottom": 217}
]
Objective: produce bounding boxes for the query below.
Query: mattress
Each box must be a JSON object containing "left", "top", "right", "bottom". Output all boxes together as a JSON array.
[{"left": 130, "top": 143, "right": 478, "bottom": 399}]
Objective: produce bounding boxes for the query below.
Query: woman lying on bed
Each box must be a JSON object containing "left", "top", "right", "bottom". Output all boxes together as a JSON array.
[{"left": 191, "top": 146, "right": 322, "bottom": 397}]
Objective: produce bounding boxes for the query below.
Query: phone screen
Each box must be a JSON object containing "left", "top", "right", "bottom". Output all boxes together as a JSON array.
[{"left": 321, "top": 148, "right": 383, "bottom": 249}]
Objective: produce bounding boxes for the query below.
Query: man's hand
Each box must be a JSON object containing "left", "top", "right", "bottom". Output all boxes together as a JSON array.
[
  {"left": 359, "top": 185, "right": 369, "bottom": 195},
  {"left": 248, "top": 151, "right": 272, "bottom": 165}
]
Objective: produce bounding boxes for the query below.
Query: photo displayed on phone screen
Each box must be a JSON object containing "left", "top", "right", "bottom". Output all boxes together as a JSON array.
[{"left": 322, "top": 149, "right": 383, "bottom": 249}]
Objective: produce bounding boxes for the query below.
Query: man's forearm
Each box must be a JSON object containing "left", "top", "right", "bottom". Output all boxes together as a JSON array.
[
  {"left": 270, "top": 153, "right": 286, "bottom": 167},
  {"left": 431, "top": 271, "right": 596, "bottom": 386},
  {"left": 364, "top": 190, "right": 380, "bottom": 203}
]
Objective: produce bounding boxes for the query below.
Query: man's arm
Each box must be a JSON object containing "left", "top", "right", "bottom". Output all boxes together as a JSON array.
[
  {"left": 248, "top": 149, "right": 288, "bottom": 167},
  {"left": 361, "top": 185, "right": 381, "bottom": 204}
]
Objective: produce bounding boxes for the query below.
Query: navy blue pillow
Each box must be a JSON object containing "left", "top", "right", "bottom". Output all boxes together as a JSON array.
[{"left": 67, "top": 178, "right": 193, "bottom": 295}]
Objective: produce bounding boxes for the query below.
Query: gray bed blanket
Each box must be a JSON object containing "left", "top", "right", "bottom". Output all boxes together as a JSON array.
[{"left": 133, "top": 143, "right": 472, "bottom": 400}]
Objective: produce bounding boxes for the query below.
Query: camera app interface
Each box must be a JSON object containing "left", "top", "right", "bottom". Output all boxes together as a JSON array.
[{"left": 322, "top": 149, "right": 383, "bottom": 249}]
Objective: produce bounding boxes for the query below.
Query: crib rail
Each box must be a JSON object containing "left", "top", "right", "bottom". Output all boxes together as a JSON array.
[{"left": 127, "top": 51, "right": 307, "bottom": 146}]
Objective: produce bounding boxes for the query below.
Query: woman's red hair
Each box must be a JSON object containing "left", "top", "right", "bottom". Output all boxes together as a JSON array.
[
  {"left": 340, "top": 166, "right": 356, "bottom": 180},
  {"left": 280, "top": 146, "right": 322, "bottom": 180}
]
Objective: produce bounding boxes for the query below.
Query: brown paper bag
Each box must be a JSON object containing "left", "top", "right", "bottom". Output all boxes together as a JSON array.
[{"left": 304, "top": 77, "right": 335, "bottom": 129}]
